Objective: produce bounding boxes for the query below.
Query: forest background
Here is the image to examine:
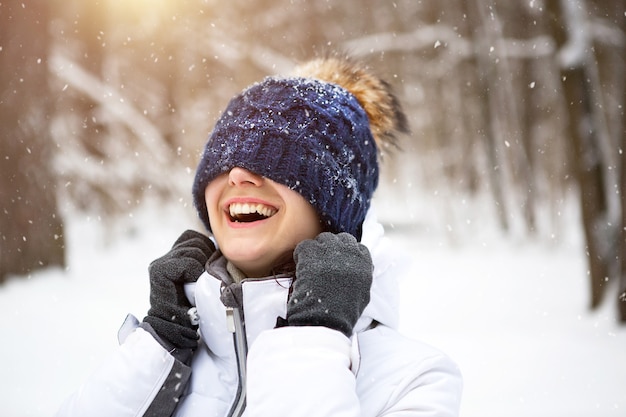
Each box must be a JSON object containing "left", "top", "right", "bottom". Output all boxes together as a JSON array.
[{"left": 1, "top": 0, "right": 625, "bottom": 322}]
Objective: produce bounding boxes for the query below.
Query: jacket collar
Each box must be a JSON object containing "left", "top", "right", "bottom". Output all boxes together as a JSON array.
[{"left": 194, "top": 207, "right": 402, "bottom": 349}]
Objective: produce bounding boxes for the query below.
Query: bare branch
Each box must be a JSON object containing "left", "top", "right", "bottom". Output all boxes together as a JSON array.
[
  {"left": 49, "top": 51, "right": 173, "bottom": 166},
  {"left": 343, "top": 25, "right": 555, "bottom": 61}
]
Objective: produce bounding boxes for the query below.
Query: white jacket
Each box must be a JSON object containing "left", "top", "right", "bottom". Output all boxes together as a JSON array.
[{"left": 57, "top": 212, "right": 462, "bottom": 416}]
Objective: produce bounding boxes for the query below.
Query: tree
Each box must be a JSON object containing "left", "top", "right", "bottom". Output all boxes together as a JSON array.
[
  {"left": 546, "top": 0, "right": 624, "bottom": 319},
  {"left": 0, "top": 0, "right": 65, "bottom": 281}
]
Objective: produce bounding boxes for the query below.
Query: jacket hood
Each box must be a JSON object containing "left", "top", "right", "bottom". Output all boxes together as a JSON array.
[{"left": 354, "top": 207, "right": 404, "bottom": 332}]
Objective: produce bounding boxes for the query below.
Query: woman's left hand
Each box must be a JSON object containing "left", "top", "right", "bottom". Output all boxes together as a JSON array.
[{"left": 282, "top": 232, "right": 373, "bottom": 337}]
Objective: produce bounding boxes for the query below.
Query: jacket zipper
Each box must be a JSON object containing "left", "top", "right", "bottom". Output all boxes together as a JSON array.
[{"left": 226, "top": 306, "right": 248, "bottom": 417}]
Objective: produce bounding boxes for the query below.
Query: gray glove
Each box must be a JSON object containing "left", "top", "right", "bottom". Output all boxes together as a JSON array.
[
  {"left": 143, "top": 230, "right": 215, "bottom": 360},
  {"left": 281, "top": 232, "right": 373, "bottom": 338}
]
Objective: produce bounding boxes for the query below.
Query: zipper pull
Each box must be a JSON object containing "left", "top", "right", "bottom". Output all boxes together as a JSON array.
[
  {"left": 225, "top": 306, "right": 235, "bottom": 333},
  {"left": 187, "top": 307, "right": 200, "bottom": 326}
]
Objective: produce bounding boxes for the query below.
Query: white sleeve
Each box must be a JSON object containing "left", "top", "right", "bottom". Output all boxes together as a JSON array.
[
  {"left": 55, "top": 325, "right": 190, "bottom": 417},
  {"left": 245, "top": 325, "right": 462, "bottom": 417},
  {"left": 356, "top": 326, "right": 463, "bottom": 417},
  {"left": 245, "top": 326, "right": 360, "bottom": 417},
  {"left": 381, "top": 351, "right": 463, "bottom": 417}
]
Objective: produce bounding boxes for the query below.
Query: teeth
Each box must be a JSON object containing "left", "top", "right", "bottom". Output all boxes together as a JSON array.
[{"left": 229, "top": 202, "right": 277, "bottom": 219}]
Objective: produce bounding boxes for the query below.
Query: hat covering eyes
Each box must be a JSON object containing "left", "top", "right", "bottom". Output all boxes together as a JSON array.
[{"left": 192, "top": 56, "right": 408, "bottom": 240}]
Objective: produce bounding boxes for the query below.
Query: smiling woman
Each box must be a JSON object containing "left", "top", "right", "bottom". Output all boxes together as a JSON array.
[{"left": 53, "top": 54, "right": 464, "bottom": 417}]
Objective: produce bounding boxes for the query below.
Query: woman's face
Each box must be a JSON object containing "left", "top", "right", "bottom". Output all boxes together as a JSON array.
[{"left": 204, "top": 167, "right": 323, "bottom": 277}]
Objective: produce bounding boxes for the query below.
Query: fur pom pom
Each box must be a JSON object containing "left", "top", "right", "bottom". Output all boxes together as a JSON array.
[{"left": 292, "top": 56, "right": 409, "bottom": 149}]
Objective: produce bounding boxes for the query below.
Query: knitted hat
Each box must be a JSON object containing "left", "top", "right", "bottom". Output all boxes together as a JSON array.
[{"left": 193, "top": 56, "right": 408, "bottom": 240}]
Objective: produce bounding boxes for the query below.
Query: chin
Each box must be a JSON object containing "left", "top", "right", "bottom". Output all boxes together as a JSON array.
[{"left": 221, "top": 245, "right": 268, "bottom": 274}]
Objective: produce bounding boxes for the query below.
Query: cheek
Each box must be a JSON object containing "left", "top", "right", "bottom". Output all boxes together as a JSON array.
[
  {"left": 204, "top": 182, "right": 223, "bottom": 223},
  {"left": 289, "top": 204, "right": 322, "bottom": 241}
]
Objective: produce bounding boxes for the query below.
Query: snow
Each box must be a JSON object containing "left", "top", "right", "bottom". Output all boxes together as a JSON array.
[{"left": 1, "top": 197, "right": 625, "bottom": 417}]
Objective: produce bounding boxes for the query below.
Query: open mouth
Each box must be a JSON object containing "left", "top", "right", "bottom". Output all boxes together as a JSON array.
[{"left": 228, "top": 202, "right": 277, "bottom": 223}]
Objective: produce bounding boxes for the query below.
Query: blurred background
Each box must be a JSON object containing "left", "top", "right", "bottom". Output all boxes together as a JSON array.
[
  {"left": 4, "top": 0, "right": 623, "bottom": 318},
  {"left": 1, "top": 1, "right": 626, "bottom": 415}
]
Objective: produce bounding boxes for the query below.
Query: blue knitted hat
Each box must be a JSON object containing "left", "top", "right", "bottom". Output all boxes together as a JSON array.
[{"left": 193, "top": 57, "right": 408, "bottom": 240}]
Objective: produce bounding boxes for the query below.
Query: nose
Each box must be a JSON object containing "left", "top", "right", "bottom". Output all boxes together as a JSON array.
[{"left": 228, "top": 167, "right": 264, "bottom": 187}]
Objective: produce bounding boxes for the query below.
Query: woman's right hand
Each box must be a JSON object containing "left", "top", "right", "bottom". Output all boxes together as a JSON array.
[{"left": 143, "top": 230, "right": 215, "bottom": 361}]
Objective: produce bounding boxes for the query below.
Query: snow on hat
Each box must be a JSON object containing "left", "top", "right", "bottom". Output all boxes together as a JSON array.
[{"left": 192, "top": 56, "right": 408, "bottom": 240}]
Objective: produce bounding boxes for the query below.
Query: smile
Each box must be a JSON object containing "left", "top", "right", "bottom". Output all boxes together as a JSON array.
[{"left": 228, "top": 202, "right": 278, "bottom": 223}]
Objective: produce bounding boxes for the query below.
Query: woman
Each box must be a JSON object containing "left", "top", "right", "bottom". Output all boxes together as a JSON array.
[{"left": 57, "top": 55, "right": 462, "bottom": 417}]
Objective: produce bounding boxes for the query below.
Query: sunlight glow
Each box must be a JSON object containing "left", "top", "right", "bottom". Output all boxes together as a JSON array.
[{"left": 106, "top": 0, "right": 180, "bottom": 22}]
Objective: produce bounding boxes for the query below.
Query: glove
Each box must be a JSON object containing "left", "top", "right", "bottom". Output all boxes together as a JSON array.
[
  {"left": 143, "top": 230, "right": 215, "bottom": 357},
  {"left": 282, "top": 232, "right": 373, "bottom": 338}
]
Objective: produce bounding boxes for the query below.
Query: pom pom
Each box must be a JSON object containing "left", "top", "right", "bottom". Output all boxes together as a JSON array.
[{"left": 292, "top": 55, "right": 409, "bottom": 150}]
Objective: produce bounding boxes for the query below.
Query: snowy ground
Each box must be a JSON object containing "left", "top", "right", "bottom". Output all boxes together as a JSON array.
[{"left": 1, "top": 195, "right": 625, "bottom": 417}]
